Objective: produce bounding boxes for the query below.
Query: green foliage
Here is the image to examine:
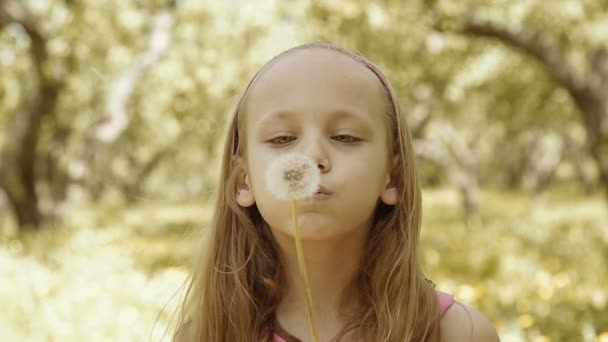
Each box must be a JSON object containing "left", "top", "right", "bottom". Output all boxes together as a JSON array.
[
  {"left": 1, "top": 0, "right": 605, "bottom": 203},
  {"left": 1, "top": 0, "right": 608, "bottom": 340}
]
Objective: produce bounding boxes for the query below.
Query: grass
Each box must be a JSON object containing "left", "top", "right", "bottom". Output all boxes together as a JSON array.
[
  {"left": 421, "top": 186, "right": 607, "bottom": 342},
  {"left": 0, "top": 186, "right": 606, "bottom": 341}
]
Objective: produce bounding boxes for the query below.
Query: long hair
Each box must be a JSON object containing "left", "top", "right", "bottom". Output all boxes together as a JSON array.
[{"left": 172, "top": 42, "right": 440, "bottom": 341}]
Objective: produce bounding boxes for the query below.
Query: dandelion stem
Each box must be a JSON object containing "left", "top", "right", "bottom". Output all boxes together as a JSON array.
[{"left": 291, "top": 198, "right": 320, "bottom": 342}]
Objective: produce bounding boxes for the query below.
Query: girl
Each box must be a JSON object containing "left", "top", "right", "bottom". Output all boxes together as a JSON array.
[{"left": 173, "top": 43, "right": 499, "bottom": 341}]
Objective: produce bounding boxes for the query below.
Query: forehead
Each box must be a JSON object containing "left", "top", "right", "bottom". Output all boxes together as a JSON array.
[{"left": 244, "top": 49, "right": 387, "bottom": 127}]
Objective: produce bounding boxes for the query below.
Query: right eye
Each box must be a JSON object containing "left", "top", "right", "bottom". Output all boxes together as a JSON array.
[{"left": 268, "top": 136, "right": 296, "bottom": 145}]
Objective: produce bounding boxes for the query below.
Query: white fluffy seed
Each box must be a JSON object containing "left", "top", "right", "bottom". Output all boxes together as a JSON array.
[{"left": 265, "top": 153, "right": 320, "bottom": 200}]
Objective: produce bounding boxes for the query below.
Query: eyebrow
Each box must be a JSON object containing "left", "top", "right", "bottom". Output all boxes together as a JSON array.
[{"left": 257, "top": 109, "right": 373, "bottom": 128}]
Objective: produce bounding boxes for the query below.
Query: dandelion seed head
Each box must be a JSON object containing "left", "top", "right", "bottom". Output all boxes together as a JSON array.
[{"left": 266, "top": 153, "right": 320, "bottom": 200}]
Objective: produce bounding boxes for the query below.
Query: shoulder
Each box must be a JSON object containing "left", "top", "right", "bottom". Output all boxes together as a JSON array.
[{"left": 439, "top": 301, "right": 500, "bottom": 342}]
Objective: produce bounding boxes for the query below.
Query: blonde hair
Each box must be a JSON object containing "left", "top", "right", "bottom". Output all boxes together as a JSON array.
[{"left": 172, "top": 42, "right": 440, "bottom": 341}]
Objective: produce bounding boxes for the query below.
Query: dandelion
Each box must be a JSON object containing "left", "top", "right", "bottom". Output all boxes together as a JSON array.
[
  {"left": 266, "top": 153, "right": 320, "bottom": 342},
  {"left": 266, "top": 153, "right": 320, "bottom": 201}
]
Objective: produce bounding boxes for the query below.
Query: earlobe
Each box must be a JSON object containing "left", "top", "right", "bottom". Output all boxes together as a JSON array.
[
  {"left": 381, "top": 170, "right": 398, "bottom": 205},
  {"left": 236, "top": 172, "right": 256, "bottom": 207},
  {"left": 380, "top": 187, "right": 398, "bottom": 205}
]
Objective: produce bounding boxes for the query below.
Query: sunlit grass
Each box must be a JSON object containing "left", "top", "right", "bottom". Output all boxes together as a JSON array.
[
  {"left": 421, "top": 186, "right": 607, "bottom": 342},
  {"left": 0, "top": 201, "right": 211, "bottom": 341},
  {"left": 0, "top": 187, "right": 606, "bottom": 341}
]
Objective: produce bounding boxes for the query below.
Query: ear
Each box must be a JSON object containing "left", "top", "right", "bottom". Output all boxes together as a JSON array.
[
  {"left": 380, "top": 178, "right": 398, "bottom": 205},
  {"left": 380, "top": 156, "right": 399, "bottom": 206},
  {"left": 236, "top": 164, "right": 256, "bottom": 207}
]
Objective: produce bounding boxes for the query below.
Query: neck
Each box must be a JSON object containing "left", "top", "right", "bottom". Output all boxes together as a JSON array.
[{"left": 273, "top": 225, "right": 369, "bottom": 319}]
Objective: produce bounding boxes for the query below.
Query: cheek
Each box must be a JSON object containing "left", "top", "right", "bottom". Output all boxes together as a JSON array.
[
  {"left": 250, "top": 179, "right": 294, "bottom": 234},
  {"left": 346, "top": 146, "right": 388, "bottom": 187},
  {"left": 246, "top": 145, "right": 271, "bottom": 194},
  {"left": 256, "top": 194, "right": 290, "bottom": 226}
]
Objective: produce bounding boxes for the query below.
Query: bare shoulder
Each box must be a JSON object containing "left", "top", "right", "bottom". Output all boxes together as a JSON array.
[{"left": 440, "top": 301, "right": 500, "bottom": 342}]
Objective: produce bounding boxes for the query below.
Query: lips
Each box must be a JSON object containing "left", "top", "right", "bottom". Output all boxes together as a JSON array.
[
  {"left": 301, "top": 185, "right": 333, "bottom": 202},
  {"left": 315, "top": 185, "right": 332, "bottom": 195}
]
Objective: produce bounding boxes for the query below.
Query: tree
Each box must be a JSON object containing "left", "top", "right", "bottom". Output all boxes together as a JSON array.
[
  {"left": 456, "top": 16, "right": 608, "bottom": 198},
  {"left": 0, "top": 1, "right": 64, "bottom": 229},
  {"left": 0, "top": 0, "right": 177, "bottom": 229},
  {"left": 0, "top": 0, "right": 276, "bottom": 229}
]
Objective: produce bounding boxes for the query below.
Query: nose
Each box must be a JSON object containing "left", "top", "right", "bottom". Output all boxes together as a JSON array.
[
  {"left": 302, "top": 135, "right": 331, "bottom": 173},
  {"left": 317, "top": 155, "right": 330, "bottom": 173}
]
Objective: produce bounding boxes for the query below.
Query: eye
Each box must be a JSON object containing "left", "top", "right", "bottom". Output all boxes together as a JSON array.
[
  {"left": 332, "top": 134, "right": 360, "bottom": 143},
  {"left": 268, "top": 136, "right": 296, "bottom": 145}
]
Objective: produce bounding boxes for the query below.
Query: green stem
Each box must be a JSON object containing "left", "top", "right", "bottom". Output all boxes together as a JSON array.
[{"left": 291, "top": 198, "right": 320, "bottom": 342}]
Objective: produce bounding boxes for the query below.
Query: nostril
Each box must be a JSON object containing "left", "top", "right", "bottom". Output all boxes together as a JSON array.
[{"left": 315, "top": 156, "right": 330, "bottom": 172}]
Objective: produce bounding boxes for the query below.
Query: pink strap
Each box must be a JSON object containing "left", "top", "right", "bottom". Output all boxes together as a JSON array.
[
  {"left": 273, "top": 333, "right": 287, "bottom": 342},
  {"left": 438, "top": 291, "right": 454, "bottom": 317}
]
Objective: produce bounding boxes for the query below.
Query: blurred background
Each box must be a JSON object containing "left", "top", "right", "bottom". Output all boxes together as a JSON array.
[{"left": 0, "top": 0, "right": 607, "bottom": 341}]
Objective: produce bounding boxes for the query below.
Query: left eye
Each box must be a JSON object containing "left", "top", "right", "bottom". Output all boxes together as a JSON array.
[
  {"left": 332, "top": 134, "right": 359, "bottom": 143},
  {"left": 268, "top": 136, "right": 296, "bottom": 144}
]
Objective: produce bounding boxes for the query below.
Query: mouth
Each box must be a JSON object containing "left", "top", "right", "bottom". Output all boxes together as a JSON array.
[
  {"left": 307, "top": 192, "right": 332, "bottom": 201},
  {"left": 315, "top": 185, "right": 333, "bottom": 195},
  {"left": 302, "top": 185, "right": 333, "bottom": 201}
]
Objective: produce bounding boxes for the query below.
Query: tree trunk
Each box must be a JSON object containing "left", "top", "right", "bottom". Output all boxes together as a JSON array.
[
  {"left": 0, "top": 3, "right": 63, "bottom": 230},
  {"left": 458, "top": 17, "right": 608, "bottom": 199}
]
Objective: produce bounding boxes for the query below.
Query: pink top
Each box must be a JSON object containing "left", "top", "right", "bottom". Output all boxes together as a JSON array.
[{"left": 273, "top": 291, "right": 454, "bottom": 342}]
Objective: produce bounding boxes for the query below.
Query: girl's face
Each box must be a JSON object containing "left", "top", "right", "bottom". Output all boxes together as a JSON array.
[{"left": 236, "top": 49, "right": 397, "bottom": 241}]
